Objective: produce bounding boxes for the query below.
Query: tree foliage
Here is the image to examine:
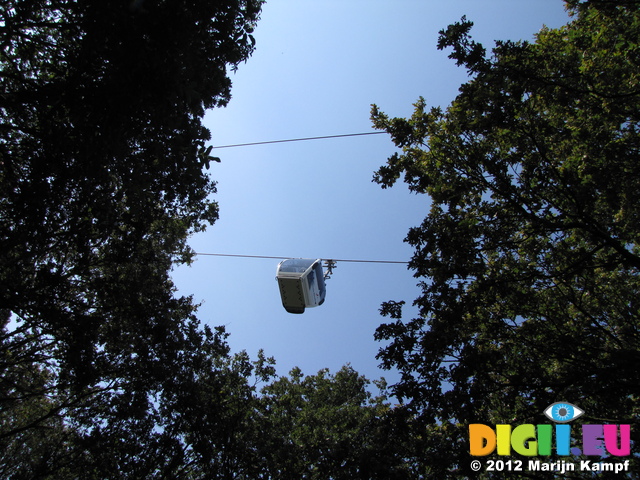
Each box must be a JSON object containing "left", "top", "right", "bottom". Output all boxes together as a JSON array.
[
  {"left": 371, "top": 1, "right": 640, "bottom": 477},
  {"left": 0, "top": 0, "right": 264, "bottom": 477},
  {"left": 256, "top": 365, "right": 416, "bottom": 479}
]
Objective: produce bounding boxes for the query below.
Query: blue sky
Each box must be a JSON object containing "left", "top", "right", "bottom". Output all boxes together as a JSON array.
[{"left": 171, "top": 1, "right": 571, "bottom": 389}]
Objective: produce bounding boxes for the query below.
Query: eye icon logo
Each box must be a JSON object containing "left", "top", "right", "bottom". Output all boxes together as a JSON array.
[{"left": 544, "top": 402, "right": 584, "bottom": 423}]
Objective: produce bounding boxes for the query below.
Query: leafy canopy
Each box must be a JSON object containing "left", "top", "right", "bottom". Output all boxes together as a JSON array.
[
  {"left": 371, "top": 1, "right": 640, "bottom": 477},
  {"left": 256, "top": 365, "right": 416, "bottom": 479},
  {"left": 1, "top": 0, "right": 264, "bottom": 477}
]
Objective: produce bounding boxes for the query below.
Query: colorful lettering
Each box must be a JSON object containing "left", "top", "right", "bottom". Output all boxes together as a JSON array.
[
  {"left": 555, "top": 424, "right": 571, "bottom": 456},
  {"left": 536, "top": 424, "right": 552, "bottom": 455},
  {"left": 582, "top": 424, "right": 605, "bottom": 456},
  {"left": 468, "top": 423, "right": 631, "bottom": 457},
  {"left": 603, "top": 424, "right": 631, "bottom": 456},
  {"left": 496, "top": 424, "right": 511, "bottom": 455},
  {"left": 469, "top": 424, "right": 496, "bottom": 456},
  {"left": 511, "top": 424, "right": 537, "bottom": 456}
]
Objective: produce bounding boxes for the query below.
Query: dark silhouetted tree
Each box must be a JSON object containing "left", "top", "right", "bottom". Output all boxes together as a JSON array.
[
  {"left": 371, "top": 1, "right": 640, "bottom": 477},
  {"left": 1, "top": 0, "right": 264, "bottom": 477},
  {"left": 257, "top": 365, "right": 417, "bottom": 479}
]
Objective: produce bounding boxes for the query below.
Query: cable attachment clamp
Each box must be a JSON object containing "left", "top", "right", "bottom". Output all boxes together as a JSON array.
[{"left": 323, "top": 259, "right": 337, "bottom": 280}]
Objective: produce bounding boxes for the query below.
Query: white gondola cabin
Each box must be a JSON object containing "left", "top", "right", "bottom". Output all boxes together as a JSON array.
[{"left": 276, "top": 259, "right": 326, "bottom": 314}]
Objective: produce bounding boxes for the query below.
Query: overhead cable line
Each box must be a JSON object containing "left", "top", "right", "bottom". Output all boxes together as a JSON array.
[
  {"left": 211, "top": 131, "right": 385, "bottom": 149},
  {"left": 193, "top": 252, "right": 408, "bottom": 265}
]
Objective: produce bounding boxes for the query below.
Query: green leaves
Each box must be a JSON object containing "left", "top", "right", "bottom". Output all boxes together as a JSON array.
[
  {"left": 257, "top": 365, "right": 415, "bottom": 479},
  {"left": 436, "top": 16, "right": 487, "bottom": 73},
  {"left": 0, "top": 0, "right": 264, "bottom": 477},
  {"left": 372, "top": 1, "right": 640, "bottom": 476}
]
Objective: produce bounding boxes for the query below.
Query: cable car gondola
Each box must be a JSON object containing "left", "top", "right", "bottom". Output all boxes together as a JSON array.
[{"left": 276, "top": 258, "right": 326, "bottom": 314}]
